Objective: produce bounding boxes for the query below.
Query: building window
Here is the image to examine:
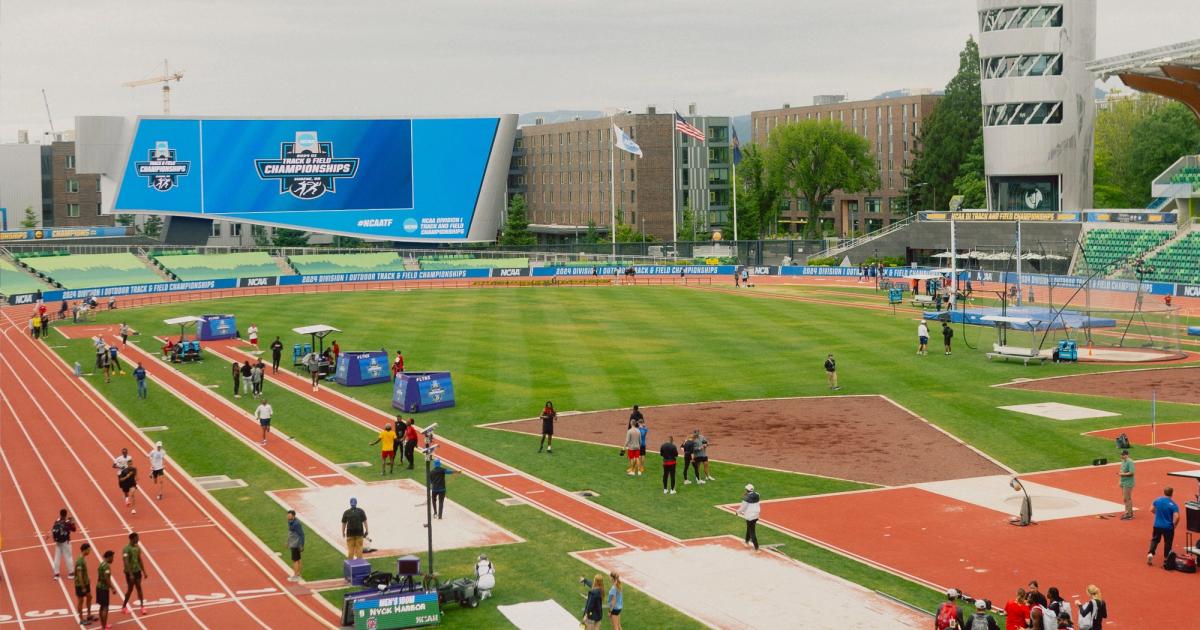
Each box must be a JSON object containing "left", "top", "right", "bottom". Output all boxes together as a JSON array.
[
  {"left": 708, "top": 147, "right": 729, "bottom": 164},
  {"left": 67, "top": 203, "right": 80, "bottom": 217},
  {"left": 980, "top": 5, "right": 1063, "bottom": 31},
  {"left": 630, "top": 190, "right": 636, "bottom": 204},
  {"left": 709, "top": 189, "right": 730, "bottom": 206},
  {"left": 252, "top": 225, "right": 266, "bottom": 238},
  {"left": 681, "top": 169, "right": 690, "bottom": 187},
  {"left": 707, "top": 126, "right": 728, "bottom": 143},
  {"left": 96, "top": 203, "right": 103, "bottom": 215},
  {"left": 231, "top": 223, "right": 243, "bottom": 237},
  {"left": 66, "top": 179, "right": 79, "bottom": 193},
  {"left": 630, "top": 169, "right": 635, "bottom": 183},
  {"left": 211, "top": 222, "right": 223, "bottom": 237},
  {"left": 865, "top": 198, "right": 882, "bottom": 213},
  {"left": 65, "top": 155, "right": 76, "bottom": 169},
  {"left": 681, "top": 150, "right": 689, "bottom": 166},
  {"left": 985, "top": 102, "right": 1063, "bottom": 125},
  {"left": 982, "top": 54, "right": 1063, "bottom": 78},
  {"left": 708, "top": 167, "right": 730, "bottom": 185}
]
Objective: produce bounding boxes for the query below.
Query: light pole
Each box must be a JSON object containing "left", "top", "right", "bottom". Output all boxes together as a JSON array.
[
  {"left": 420, "top": 424, "right": 440, "bottom": 581},
  {"left": 873, "top": 247, "right": 880, "bottom": 290}
]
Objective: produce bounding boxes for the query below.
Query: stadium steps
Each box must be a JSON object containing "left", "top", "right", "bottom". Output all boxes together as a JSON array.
[
  {"left": 136, "top": 248, "right": 177, "bottom": 281},
  {"left": 403, "top": 256, "right": 420, "bottom": 271},
  {"left": 273, "top": 255, "right": 296, "bottom": 276},
  {"left": 0, "top": 251, "right": 52, "bottom": 295}
]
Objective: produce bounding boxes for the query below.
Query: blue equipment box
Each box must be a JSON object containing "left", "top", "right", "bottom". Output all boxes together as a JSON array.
[{"left": 344, "top": 559, "right": 371, "bottom": 585}]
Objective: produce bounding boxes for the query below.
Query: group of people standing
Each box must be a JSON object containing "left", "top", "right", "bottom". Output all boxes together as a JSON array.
[
  {"left": 371, "top": 415, "right": 422, "bottom": 475},
  {"left": 49, "top": 513, "right": 147, "bottom": 629},
  {"left": 231, "top": 358, "right": 268, "bottom": 399}
]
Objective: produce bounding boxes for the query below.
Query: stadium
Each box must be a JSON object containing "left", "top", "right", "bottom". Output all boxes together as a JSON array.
[{"left": 2, "top": 4, "right": 1200, "bottom": 630}]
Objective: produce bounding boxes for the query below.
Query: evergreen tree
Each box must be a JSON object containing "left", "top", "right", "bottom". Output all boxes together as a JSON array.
[
  {"left": 271, "top": 228, "right": 310, "bottom": 247},
  {"left": 951, "top": 135, "right": 987, "bottom": 209},
  {"left": 19, "top": 206, "right": 38, "bottom": 228},
  {"left": 903, "top": 37, "right": 981, "bottom": 213},
  {"left": 142, "top": 215, "right": 163, "bottom": 239},
  {"left": 498, "top": 194, "right": 536, "bottom": 247},
  {"left": 735, "top": 144, "right": 780, "bottom": 239}
]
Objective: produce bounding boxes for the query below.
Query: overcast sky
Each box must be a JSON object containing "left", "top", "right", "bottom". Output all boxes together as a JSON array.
[{"left": 1, "top": 0, "right": 1196, "bottom": 142}]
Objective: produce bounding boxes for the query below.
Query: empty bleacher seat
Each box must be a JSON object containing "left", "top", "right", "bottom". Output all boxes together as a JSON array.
[
  {"left": 288, "top": 252, "right": 408, "bottom": 275},
  {"left": 153, "top": 252, "right": 279, "bottom": 281},
  {"left": 0, "top": 258, "right": 51, "bottom": 295},
  {"left": 1078, "top": 229, "right": 1171, "bottom": 276},
  {"left": 19, "top": 253, "right": 163, "bottom": 289},
  {"left": 1143, "top": 232, "right": 1200, "bottom": 285}
]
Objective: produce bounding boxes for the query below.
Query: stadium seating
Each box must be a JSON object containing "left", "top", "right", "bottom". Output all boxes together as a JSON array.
[
  {"left": 18, "top": 253, "right": 163, "bottom": 289},
  {"left": 0, "top": 258, "right": 51, "bottom": 295},
  {"left": 1170, "top": 166, "right": 1200, "bottom": 188},
  {"left": 153, "top": 252, "right": 279, "bottom": 281},
  {"left": 288, "top": 252, "right": 408, "bottom": 275},
  {"left": 418, "top": 255, "right": 528, "bottom": 270},
  {"left": 1142, "top": 232, "right": 1200, "bottom": 285},
  {"left": 1078, "top": 229, "right": 1170, "bottom": 275}
]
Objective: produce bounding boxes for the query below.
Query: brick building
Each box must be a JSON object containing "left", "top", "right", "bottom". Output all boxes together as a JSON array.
[
  {"left": 751, "top": 93, "right": 940, "bottom": 236},
  {"left": 43, "top": 141, "right": 108, "bottom": 227},
  {"left": 510, "top": 109, "right": 733, "bottom": 243}
]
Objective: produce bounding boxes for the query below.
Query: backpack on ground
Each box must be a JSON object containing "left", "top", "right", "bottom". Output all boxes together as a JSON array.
[
  {"left": 934, "top": 602, "right": 957, "bottom": 630},
  {"left": 1167, "top": 551, "right": 1197, "bottom": 573},
  {"left": 51, "top": 520, "right": 69, "bottom": 543}
]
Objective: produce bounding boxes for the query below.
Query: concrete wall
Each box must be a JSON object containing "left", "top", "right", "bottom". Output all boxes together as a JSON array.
[
  {"left": 835, "top": 220, "right": 1081, "bottom": 264},
  {"left": 0, "top": 143, "right": 44, "bottom": 228}
]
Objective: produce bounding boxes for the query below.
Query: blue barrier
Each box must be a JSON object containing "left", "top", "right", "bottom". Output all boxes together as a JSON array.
[
  {"left": 1188, "top": 326, "right": 1200, "bottom": 337},
  {"left": 530, "top": 265, "right": 735, "bottom": 277},
  {"left": 278, "top": 269, "right": 490, "bottom": 285},
  {"left": 35, "top": 278, "right": 239, "bottom": 303}
]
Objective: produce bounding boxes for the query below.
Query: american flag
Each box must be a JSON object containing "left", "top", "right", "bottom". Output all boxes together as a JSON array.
[{"left": 674, "top": 112, "right": 706, "bottom": 142}]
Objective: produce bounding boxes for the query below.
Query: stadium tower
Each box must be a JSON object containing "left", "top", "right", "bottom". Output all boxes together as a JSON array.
[{"left": 977, "top": 1, "right": 1096, "bottom": 212}]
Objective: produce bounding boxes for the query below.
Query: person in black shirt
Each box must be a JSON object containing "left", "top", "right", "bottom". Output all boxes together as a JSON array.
[
  {"left": 659, "top": 437, "right": 679, "bottom": 494},
  {"left": 681, "top": 433, "right": 697, "bottom": 484},
  {"left": 341, "top": 498, "right": 368, "bottom": 559},
  {"left": 824, "top": 354, "right": 839, "bottom": 390},
  {"left": 942, "top": 322, "right": 954, "bottom": 356},
  {"left": 627, "top": 405, "right": 644, "bottom": 429},
  {"left": 231, "top": 361, "right": 242, "bottom": 398},
  {"left": 429, "top": 458, "right": 455, "bottom": 519},
  {"left": 580, "top": 574, "right": 604, "bottom": 630},
  {"left": 538, "top": 401, "right": 556, "bottom": 453},
  {"left": 270, "top": 336, "right": 284, "bottom": 373}
]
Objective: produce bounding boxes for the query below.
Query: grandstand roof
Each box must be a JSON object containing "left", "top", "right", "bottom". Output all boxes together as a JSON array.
[{"left": 1088, "top": 39, "right": 1200, "bottom": 117}]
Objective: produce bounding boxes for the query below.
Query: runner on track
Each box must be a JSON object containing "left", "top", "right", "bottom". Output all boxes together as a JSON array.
[
  {"left": 148, "top": 442, "right": 166, "bottom": 500},
  {"left": 270, "top": 336, "right": 284, "bottom": 374},
  {"left": 120, "top": 533, "right": 147, "bottom": 616},
  {"left": 118, "top": 463, "right": 139, "bottom": 515}
]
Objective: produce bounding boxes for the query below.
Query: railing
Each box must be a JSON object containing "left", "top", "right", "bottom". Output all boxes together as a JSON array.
[{"left": 805, "top": 214, "right": 918, "bottom": 261}]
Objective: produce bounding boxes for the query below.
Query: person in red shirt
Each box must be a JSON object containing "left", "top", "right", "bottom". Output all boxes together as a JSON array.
[
  {"left": 391, "top": 351, "right": 405, "bottom": 378},
  {"left": 1003, "top": 588, "right": 1030, "bottom": 630},
  {"left": 331, "top": 340, "right": 340, "bottom": 365},
  {"left": 402, "top": 417, "right": 419, "bottom": 470}
]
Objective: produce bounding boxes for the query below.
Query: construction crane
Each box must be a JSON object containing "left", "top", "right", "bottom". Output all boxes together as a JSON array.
[
  {"left": 42, "top": 89, "right": 55, "bottom": 135},
  {"left": 123, "top": 59, "right": 184, "bottom": 115}
]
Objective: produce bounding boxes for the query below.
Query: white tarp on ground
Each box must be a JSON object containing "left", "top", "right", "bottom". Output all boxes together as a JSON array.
[
  {"left": 1000, "top": 402, "right": 1120, "bottom": 421},
  {"left": 915, "top": 475, "right": 1125, "bottom": 520},
  {"left": 577, "top": 539, "right": 928, "bottom": 629},
  {"left": 268, "top": 479, "right": 521, "bottom": 556},
  {"left": 497, "top": 600, "right": 581, "bottom": 630}
]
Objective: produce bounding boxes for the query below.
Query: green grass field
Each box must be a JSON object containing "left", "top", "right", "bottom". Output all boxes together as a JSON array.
[{"left": 58, "top": 284, "right": 1199, "bottom": 625}]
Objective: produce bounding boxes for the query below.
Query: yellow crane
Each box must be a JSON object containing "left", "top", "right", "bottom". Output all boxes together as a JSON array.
[{"left": 123, "top": 59, "right": 184, "bottom": 115}]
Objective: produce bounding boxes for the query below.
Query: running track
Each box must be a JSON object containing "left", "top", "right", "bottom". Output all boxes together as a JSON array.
[{"left": 0, "top": 311, "right": 340, "bottom": 628}]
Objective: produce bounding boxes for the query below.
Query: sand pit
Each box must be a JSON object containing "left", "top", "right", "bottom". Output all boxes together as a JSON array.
[
  {"left": 575, "top": 537, "right": 927, "bottom": 629},
  {"left": 270, "top": 479, "right": 521, "bottom": 557},
  {"left": 486, "top": 396, "right": 1005, "bottom": 485},
  {"left": 1005, "top": 367, "right": 1200, "bottom": 405}
]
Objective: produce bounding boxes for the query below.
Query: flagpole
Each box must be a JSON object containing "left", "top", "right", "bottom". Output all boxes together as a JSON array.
[
  {"left": 610, "top": 122, "right": 617, "bottom": 260},
  {"left": 671, "top": 122, "right": 678, "bottom": 248},
  {"left": 732, "top": 160, "right": 738, "bottom": 242}
]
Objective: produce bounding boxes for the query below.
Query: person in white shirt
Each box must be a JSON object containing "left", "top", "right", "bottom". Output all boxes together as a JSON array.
[
  {"left": 917, "top": 320, "right": 930, "bottom": 356},
  {"left": 112, "top": 448, "right": 132, "bottom": 474},
  {"left": 148, "top": 442, "right": 166, "bottom": 500},
  {"left": 247, "top": 324, "right": 259, "bottom": 350},
  {"left": 736, "top": 484, "right": 761, "bottom": 551},
  {"left": 254, "top": 400, "right": 274, "bottom": 445}
]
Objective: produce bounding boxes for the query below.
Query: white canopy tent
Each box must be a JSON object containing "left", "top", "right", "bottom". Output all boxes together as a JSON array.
[
  {"left": 293, "top": 324, "right": 341, "bottom": 355},
  {"left": 164, "top": 315, "right": 206, "bottom": 340}
]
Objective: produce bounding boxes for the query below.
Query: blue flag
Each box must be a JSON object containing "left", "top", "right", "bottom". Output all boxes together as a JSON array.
[
  {"left": 612, "top": 124, "right": 643, "bottom": 157},
  {"left": 731, "top": 127, "right": 743, "bottom": 165}
]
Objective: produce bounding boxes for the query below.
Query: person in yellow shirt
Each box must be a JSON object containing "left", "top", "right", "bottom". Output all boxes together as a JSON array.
[{"left": 369, "top": 423, "right": 398, "bottom": 475}]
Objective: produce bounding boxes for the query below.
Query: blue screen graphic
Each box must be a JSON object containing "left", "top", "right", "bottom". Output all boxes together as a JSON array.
[{"left": 113, "top": 117, "right": 500, "bottom": 240}]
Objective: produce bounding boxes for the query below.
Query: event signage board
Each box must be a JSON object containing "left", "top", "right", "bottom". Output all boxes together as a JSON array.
[
  {"left": 1178, "top": 284, "right": 1200, "bottom": 298},
  {"left": 1085, "top": 212, "right": 1176, "bottom": 224},
  {"left": 919, "top": 211, "right": 1081, "bottom": 222},
  {"left": 393, "top": 372, "right": 455, "bottom": 413},
  {"left": 530, "top": 265, "right": 736, "bottom": 277},
  {"left": 238, "top": 276, "right": 278, "bottom": 287},
  {"left": 24, "top": 278, "right": 239, "bottom": 303},
  {"left": 109, "top": 117, "right": 510, "bottom": 241},
  {"left": 0, "top": 226, "right": 134, "bottom": 241},
  {"left": 352, "top": 591, "right": 440, "bottom": 629},
  {"left": 278, "top": 269, "right": 490, "bottom": 285}
]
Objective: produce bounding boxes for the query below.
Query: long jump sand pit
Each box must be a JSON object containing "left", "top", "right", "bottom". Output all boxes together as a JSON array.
[
  {"left": 270, "top": 479, "right": 522, "bottom": 557},
  {"left": 574, "top": 537, "right": 927, "bottom": 629},
  {"left": 1005, "top": 366, "right": 1200, "bottom": 405},
  {"left": 485, "top": 396, "right": 1005, "bottom": 485}
]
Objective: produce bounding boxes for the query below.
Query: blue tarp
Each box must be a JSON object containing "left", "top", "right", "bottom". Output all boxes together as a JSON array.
[{"left": 923, "top": 307, "right": 1117, "bottom": 331}]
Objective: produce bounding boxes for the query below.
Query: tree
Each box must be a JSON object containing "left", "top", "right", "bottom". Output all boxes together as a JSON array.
[
  {"left": 115, "top": 214, "right": 138, "bottom": 231},
  {"left": 498, "top": 194, "right": 536, "bottom": 247},
  {"left": 271, "top": 228, "right": 309, "bottom": 247},
  {"left": 19, "top": 206, "right": 38, "bottom": 228},
  {"left": 951, "top": 135, "right": 987, "bottom": 208},
  {"left": 676, "top": 205, "right": 699, "bottom": 241},
  {"left": 583, "top": 220, "right": 602, "bottom": 244},
  {"left": 903, "top": 37, "right": 981, "bottom": 213},
  {"left": 1094, "top": 96, "right": 1200, "bottom": 207},
  {"left": 251, "top": 225, "right": 272, "bottom": 247},
  {"left": 142, "top": 215, "right": 163, "bottom": 239},
  {"left": 734, "top": 144, "right": 781, "bottom": 239},
  {"left": 765, "top": 119, "right": 878, "bottom": 238},
  {"left": 613, "top": 209, "right": 653, "bottom": 243}
]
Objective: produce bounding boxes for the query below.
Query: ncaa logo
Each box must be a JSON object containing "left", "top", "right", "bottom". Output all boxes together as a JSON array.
[
  {"left": 1183, "top": 285, "right": 1200, "bottom": 297},
  {"left": 498, "top": 268, "right": 521, "bottom": 277},
  {"left": 255, "top": 131, "right": 360, "bottom": 199},
  {"left": 13, "top": 294, "right": 34, "bottom": 305},
  {"left": 751, "top": 266, "right": 771, "bottom": 275},
  {"left": 245, "top": 277, "right": 270, "bottom": 286}
]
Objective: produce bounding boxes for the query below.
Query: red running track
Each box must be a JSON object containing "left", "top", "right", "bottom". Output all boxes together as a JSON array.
[
  {"left": 1086, "top": 422, "right": 1200, "bottom": 457},
  {"left": 0, "top": 312, "right": 340, "bottom": 628},
  {"left": 205, "top": 340, "right": 679, "bottom": 552}
]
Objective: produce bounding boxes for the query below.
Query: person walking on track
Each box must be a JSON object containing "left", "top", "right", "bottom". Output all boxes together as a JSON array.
[
  {"left": 305, "top": 352, "right": 321, "bottom": 391},
  {"left": 240, "top": 360, "right": 253, "bottom": 399},
  {"left": 270, "top": 336, "right": 284, "bottom": 374},
  {"left": 736, "top": 484, "right": 761, "bottom": 551},
  {"left": 660, "top": 436, "right": 678, "bottom": 494},
  {"left": 119, "top": 322, "right": 130, "bottom": 346},
  {"left": 251, "top": 360, "right": 264, "bottom": 398},
  {"left": 824, "top": 353, "right": 839, "bottom": 390},
  {"left": 74, "top": 543, "right": 94, "bottom": 625},
  {"left": 49, "top": 508, "right": 78, "bottom": 579},
  {"left": 286, "top": 510, "right": 305, "bottom": 582},
  {"left": 148, "top": 442, "right": 166, "bottom": 500},
  {"left": 120, "top": 532, "right": 147, "bottom": 615},
  {"left": 118, "top": 463, "right": 139, "bottom": 515},
  {"left": 247, "top": 323, "right": 259, "bottom": 350},
  {"left": 254, "top": 399, "right": 274, "bottom": 445},
  {"left": 1147, "top": 486, "right": 1180, "bottom": 565},
  {"left": 538, "top": 401, "right": 557, "bottom": 453},
  {"left": 917, "top": 320, "right": 930, "bottom": 356},
  {"left": 370, "top": 423, "right": 397, "bottom": 475},
  {"left": 231, "top": 360, "right": 242, "bottom": 398},
  {"left": 1118, "top": 449, "right": 1135, "bottom": 520},
  {"left": 402, "top": 417, "right": 419, "bottom": 469},
  {"left": 429, "top": 458, "right": 455, "bottom": 519},
  {"left": 341, "top": 497, "right": 368, "bottom": 560},
  {"left": 96, "top": 550, "right": 115, "bottom": 629},
  {"left": 133, "top": 362, "right": 148, "bottom": 399}
]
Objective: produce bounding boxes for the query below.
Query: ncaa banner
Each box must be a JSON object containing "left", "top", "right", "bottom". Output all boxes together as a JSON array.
[{"left": 101, "top": 115, "right": 516, "bottom": 242}]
